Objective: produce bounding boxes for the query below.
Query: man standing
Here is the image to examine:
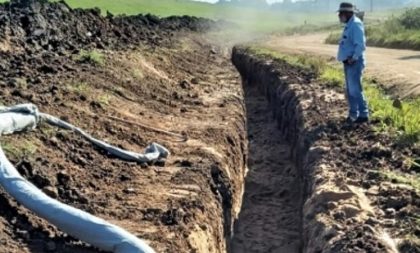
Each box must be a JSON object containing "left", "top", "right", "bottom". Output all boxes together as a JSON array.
[{"left": 337, "top": 2, "right": 369, "bottom": 124}]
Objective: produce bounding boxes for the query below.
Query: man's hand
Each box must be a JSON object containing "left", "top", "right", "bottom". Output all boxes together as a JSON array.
[{"left": 344, "top": 57, "right": 356, "bottom": 65}]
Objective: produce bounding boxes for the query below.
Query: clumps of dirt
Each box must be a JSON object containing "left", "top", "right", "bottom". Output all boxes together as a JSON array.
[
  {"left": 0, "top": 36, "right": 246, "bottom": 253},
  {"left": 232, "top": 46, "right": 419, "bottom": 253},
  {"left": 0, "top": 1, "right": 247, "bottom": 253},
  {"left": 0, "top": 0, "right": 225, "bottom": 109},
  {"left": 0, "top": 0, "right": 220, "bottom": 53}
]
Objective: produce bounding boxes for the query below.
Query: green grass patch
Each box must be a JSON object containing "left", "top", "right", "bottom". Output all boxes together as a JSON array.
[
  {"left": 246, "top": 46, "right": 420, "bottom": 144},
  {"left": 364, "top": 84, "right": 420, "bottom": 144},
  {"left": 75, "top": 50, "right": 105, "bottom": 66},
  {"left": 1, "top": 139, "right": 38, "bottom": 159},
  {"left": 67, "top": 82, "right": 91, "bottom": 94},
  {"left": 98, "top": 94, "right": 112, "bottom": 106},
  {"left": 380, "top": 170, "right": 420, "bottom": 191},
  {"left": 319, "top": 67, "right": 344, "bottom": 88},
  {"left": 247, "top": 46, "right": 326, "bottom": 75}
]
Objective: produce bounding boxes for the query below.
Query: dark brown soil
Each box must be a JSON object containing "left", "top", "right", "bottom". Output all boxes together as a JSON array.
[
  {"left": 0, "top": 0, "right": 220, "bottom": 53},
  {"left": 0, "top": 1, "right": 246, "bottom": 253}
]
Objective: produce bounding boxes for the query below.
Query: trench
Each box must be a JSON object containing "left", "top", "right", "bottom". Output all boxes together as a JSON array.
[
  {"left": 229, "top": 48, "right": 306, "bottom": 253},
  {"left": 230, "top": 86, "right": 303, "bottom": 253}
]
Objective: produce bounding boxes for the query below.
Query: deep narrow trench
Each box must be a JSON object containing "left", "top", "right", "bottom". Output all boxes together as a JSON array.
[{"left": 230, "top": 84, "right": 303, "bottom": 253}]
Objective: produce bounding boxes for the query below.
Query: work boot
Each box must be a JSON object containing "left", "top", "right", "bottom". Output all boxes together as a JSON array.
[
  {"left": 342, "top": 117, "right": 356, "bottom": 129},
  {"left": 354, "top": 117, "right": 369, "bottom": 124},
  {"left": 345, "top": 117, "right": 356, "bottom": 124}
]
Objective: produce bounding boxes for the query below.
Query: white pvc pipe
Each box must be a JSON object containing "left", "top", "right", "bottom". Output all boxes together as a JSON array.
[
  {"left": 0, "top": 104, "right": 156, "bottom": 253},
  {"left": 0, "top": 147, "right": 155, "bottom": 253}
]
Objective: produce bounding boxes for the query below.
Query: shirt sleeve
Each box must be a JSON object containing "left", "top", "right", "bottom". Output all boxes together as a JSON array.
[{"left": 351, "top": 22, "right": 366, "bottom": 61}]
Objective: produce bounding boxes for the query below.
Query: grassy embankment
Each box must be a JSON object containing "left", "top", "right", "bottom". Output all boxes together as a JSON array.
[{"left": 326, "top": 8, "right": 420, "bottom": 50}]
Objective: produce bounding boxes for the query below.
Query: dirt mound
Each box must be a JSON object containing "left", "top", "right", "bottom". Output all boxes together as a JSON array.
[{"left": 0, "top": 0, "right": 218, "bottom": 53}]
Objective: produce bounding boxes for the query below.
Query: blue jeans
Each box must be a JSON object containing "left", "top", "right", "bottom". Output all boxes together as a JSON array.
[{"left": 344, "top": 59, "right": 369, "bottom": 119}]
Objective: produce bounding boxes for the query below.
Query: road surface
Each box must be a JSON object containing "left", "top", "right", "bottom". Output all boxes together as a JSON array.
[{"left": 265, "top": 33, "right": 420, "bottom": 97}]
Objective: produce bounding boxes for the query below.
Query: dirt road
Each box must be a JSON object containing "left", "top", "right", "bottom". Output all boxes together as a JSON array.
[{"left": 265, "top": 33, "right": 420, "bottom": 97}]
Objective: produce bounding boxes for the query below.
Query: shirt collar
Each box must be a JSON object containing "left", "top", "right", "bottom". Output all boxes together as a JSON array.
[{"left": 346, "top": 15, "right": 355, "bottom": 27}]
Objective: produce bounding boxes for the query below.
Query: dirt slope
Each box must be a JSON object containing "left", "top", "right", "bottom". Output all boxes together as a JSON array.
[{"left": 265, "top": 33, "right": 420, "bottom": 98}]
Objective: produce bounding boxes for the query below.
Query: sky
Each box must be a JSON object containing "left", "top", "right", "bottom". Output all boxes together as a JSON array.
[{"left": 195, "top": 0, "right": 283, "bottom": 3}]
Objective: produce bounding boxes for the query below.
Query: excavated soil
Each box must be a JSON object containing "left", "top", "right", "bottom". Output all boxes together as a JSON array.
[
  {"left": 0, "top": 1, "right": 245, "bottom": 252},
  {"left": 0, "top": 1, "right": 419, "bottom": 253}
]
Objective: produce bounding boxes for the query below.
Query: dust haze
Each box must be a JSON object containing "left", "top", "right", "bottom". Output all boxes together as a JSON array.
[{"left": 205, "top": 0, "right": 420, "bottom": 45}]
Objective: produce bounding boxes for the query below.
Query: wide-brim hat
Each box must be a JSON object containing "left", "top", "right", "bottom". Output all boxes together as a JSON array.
[{"left": 338, "top": 2, "right": 356, "bottom": 12}]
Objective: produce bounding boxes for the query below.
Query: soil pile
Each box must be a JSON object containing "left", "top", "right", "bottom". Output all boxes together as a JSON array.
[
  {"left": 0, "top": 0, "right": 218, "bottom": 53},
  {"left": 0, "top": 1, "right": 246, "bottom": 253}
]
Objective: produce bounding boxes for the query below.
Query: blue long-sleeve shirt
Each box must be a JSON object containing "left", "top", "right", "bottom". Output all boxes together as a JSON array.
[{"left": 337, "top": 15, "right": 366, "bottom": 64}]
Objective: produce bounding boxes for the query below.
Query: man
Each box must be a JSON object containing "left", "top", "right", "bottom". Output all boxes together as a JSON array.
[{"left": 337, "top": 2, "right": 369, "bottom": 124}]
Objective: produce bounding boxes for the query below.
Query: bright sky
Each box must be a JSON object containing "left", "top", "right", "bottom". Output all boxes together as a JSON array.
[{"left": 195, "top": 0, "right": 282, "bottom": 3}]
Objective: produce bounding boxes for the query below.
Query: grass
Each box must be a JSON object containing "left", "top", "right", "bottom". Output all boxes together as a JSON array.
[
  {"left": 1, "top": 139, "right": 38, "bottom": 159},
  {"left": 316, "top": 65, "right": 420, "bottom": 145},
  {"left": 75, "top": 50, "right": 105, "bottom": 66},
  {"left": 325, "top": 31, "right": 342, "bottom": 44},
  {"left": 319, "top": 67, "right": 344, "bottom": 88},
  {"left": 98, "top": 94, "right": 112, "bottom": 106},
  {"left": 380, "top": 170, "right": 420, "bottom": 190},
  {"left": 247, "top": 46, "right": 420, "bottom": 145},
  {"left": 0, "top": 0, "right": 401, "bottom": 34},
  {"left": 247, "top": 46, "right": 326, "bottom": 74},
  {"left": 67, "top": 81, "right": 115, "bottom": 107},
  {"left": 363, "top": 84, "right": 420, "bottom": 144},
  {"left": 67, "top": 82, "right": 91, "bottom": 94},
  {"left": 326, "top": 8, "right": 420, "bottom": 50},
  {"left": 56, "top": 0, "right": 339, "bottom": 32},
  {"left": 0, "top": 0, "right": 340, "bottom": 33}
]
